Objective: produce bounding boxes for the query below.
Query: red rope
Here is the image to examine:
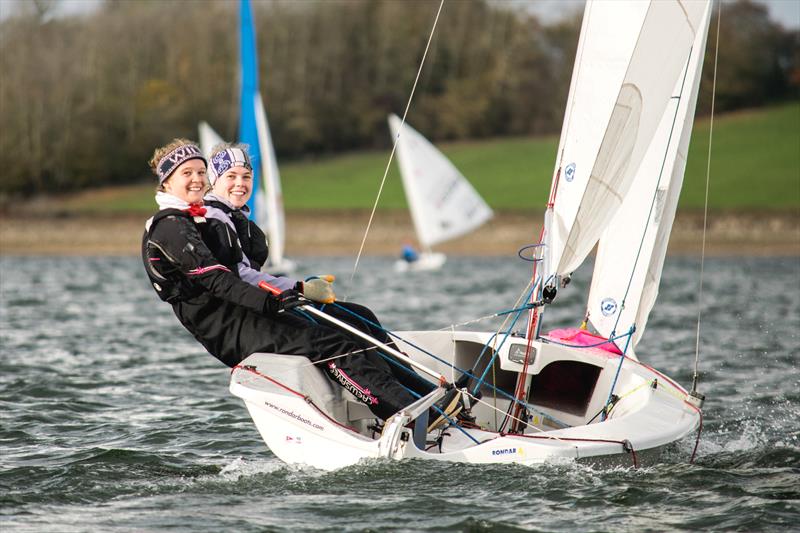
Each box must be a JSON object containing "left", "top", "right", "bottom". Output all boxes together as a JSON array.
[
  {"left": 232, "top": 363, "right": 363, "bottom": 435},
  {"left": 232, "top": 364, "right": 306, "bottom": 397},
  {"left": 686, "top": 401, "right": 703, "bottom": 464},
  {"left": 508, "top": 225, "right": 546, "bottom": 433}
]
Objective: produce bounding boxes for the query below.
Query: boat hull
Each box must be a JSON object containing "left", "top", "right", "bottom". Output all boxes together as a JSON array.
[
  {"left": 230, "top": 330, "right": 701, "bottom": 470},
  {"left": 393, "top": 252, "right": 446, "bottom": 272}
]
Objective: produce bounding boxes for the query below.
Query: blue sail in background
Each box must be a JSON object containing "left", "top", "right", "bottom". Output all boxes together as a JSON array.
[
  {"left": 238, "top": 0, "right": 261, "bottom": 218},
  {"left": 233, "top": 0, "right": 291, "bottom": 271}
]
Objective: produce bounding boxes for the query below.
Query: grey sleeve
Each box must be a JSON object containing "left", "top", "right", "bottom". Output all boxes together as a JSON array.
[{"left": 237, "top": 260, "right": 298, "bottom": 291}]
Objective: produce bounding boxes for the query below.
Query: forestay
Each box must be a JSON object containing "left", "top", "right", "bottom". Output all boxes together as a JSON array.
[
  {"left": 545, "top": 0, "right": 708, "bottom": 281},
  {"left": 388, "top": 114, "right": 493, "bottom": 249},
  {"left": 587, "top": 2, "right": 712, "bottom": 350}
]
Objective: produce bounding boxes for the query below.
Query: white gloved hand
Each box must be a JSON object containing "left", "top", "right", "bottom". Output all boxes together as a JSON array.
[{"left": 302, "top": 275, "right": 336, "bottom": 304}]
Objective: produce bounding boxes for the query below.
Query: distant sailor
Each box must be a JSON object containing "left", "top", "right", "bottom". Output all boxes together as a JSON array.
[{"left": 401, "top": 244, "right": 419, "bottom": 263}]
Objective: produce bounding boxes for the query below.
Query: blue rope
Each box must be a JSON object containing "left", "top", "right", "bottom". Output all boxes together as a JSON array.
[
  {"left": 467, "top": 280, "right": 537, "bottom": 378},
  {"left": 601, "top": 325, "right": 635, "bottom": 422},
  {"left": 293, "top": 309, "right": 318, "bottom": 323},
  {"left": 380, "top": 363, "right": 481, "bottom": 446},
  {"left": 330, "top": 301, "right": 570, "bottom": 429},
  {"left": 470, "top": 293, "right": 533, "bottom": 397},
  {"left": 517, "top": 243, "right": 545, "bottom": 262}
]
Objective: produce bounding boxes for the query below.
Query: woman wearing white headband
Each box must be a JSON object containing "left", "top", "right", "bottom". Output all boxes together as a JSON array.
[{"left": 141, "top": 139, "right": 453, "bottom": 423}]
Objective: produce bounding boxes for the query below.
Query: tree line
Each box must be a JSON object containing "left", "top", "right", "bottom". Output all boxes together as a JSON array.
[{"left": 0, "top": 0, "right": 796, "bottom": 196}]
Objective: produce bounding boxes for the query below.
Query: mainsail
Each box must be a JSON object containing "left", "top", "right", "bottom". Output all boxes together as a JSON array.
[
  {"left": 544, "top": 0, "right": 708, "bottom": 282},
  {"left": 587, "top": 2, "right": 713, "bottom": 349},
  {"left": 238, "top": 0, "right": 287, "bottom": 268},
  {"left": 388, "top": 114, "right": 493, "bottom": 250}
]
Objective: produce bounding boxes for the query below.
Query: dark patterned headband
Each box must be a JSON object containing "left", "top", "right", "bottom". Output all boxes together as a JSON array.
[
  {"left": 209, "top": 148, "right": 253, "bottom": 184},
  {"left": 156, "top": 144, "right": 206, "bottom": 184}
]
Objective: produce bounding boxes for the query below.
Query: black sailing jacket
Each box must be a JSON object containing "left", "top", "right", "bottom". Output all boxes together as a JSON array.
[
  {"left": 141, "top": 209, "right": 280, "bottom": 367},
  {"left": 205, "top": 199, "right": 269, "bottom": 270}
]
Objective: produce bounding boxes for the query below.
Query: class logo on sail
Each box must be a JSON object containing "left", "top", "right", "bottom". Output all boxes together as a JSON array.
[
  {"left": 564, "top": 162, "right": 576, "bottom": 182},
  {"left": 600, "top": 297, "right": 618, "bottom": 317}
]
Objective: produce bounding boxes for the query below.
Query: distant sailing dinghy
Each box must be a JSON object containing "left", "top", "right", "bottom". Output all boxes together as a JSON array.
[
  {"left": 388, "top": 114, "right": 493, "bottom": 272},
  {"left": 198, "top": 121, "right": 224, "bottom": 159},
  {"left": 198, "top": 0, "right": 295, "bottom": 275},
  {"left": 230, "top": 0, "right": 711, "bottom": 471}
]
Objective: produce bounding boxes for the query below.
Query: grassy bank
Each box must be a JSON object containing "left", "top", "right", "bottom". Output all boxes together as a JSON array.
[{"left": 19, "top": 102, "right": 800, "bottom": 216}]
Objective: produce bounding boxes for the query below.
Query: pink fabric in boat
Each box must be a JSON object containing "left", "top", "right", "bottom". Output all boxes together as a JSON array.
[{"left": 546, "top": 327, "right": 623, "bottom": 355}]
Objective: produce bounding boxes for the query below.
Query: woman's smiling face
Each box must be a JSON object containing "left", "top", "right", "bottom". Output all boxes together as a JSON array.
[
  {"left": 212, "top": 166, "right": 253, "bottom": 209},
  {"left": 162, "top": 158, "right": 208, "bottom": 204}
]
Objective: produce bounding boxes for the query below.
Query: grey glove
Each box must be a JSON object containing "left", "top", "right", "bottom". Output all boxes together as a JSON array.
[{"left": 302, "top": 275, "right": 336, "bottom": 304}]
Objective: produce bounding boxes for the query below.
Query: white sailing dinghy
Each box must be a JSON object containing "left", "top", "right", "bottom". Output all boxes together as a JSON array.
[
  {"left": 388, "top": 114, "right": 493, "bottom": 272},
  {"left": 230, "top": 0, "right": 712, "bottom": 471},
  {"left": 198, "top": 121, "right": 224, "bottom": 159},
  {"left": 198, "top": 0, "right": 295, "bottom": 275}
]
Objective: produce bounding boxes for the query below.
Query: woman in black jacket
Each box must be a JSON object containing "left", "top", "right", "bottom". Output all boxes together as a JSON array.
[
  {"left": 141, "top": 139, "right": 443, "bottom": 421},
  {"left": 201, "top": 142, "right": 440, "bottom": 411}
]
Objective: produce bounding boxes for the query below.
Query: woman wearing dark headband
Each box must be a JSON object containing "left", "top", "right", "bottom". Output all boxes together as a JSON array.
[
  {"left": 141, "top": 139, "right": 454, "bottom": 423},
  {"left": 201, "top": 143, "right": 450, "bottom": 426}
]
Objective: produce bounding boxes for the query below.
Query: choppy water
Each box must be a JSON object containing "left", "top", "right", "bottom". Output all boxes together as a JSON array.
[{"left": 1, "top": 255, "right": 798, "bottom": 532}]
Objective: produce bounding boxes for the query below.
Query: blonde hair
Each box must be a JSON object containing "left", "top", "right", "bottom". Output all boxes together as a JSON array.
[
  {"left": 209, "top": 142, "right": 251, "bottom": 160},
  {"left": 150, "top": 138, "right": 205, "bottom": 192}
]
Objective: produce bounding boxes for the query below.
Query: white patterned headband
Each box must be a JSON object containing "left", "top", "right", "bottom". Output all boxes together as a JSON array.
[
  {"left": 209, "top": 148, "right": 253, "bottom": 184},
  {"left": 156, "top": 144, "right": 206, "bottom": 184}
]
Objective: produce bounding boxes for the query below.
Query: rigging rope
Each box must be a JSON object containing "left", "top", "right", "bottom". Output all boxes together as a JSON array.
[
  {"left": 348, "top": 0, "right": 445, "bottom": 287},
  {"left": 327, "top": 301, "right": 571, "bottom": 428},
  {"left": 692, "top": 1, "right": 721, "bottom": 395}
]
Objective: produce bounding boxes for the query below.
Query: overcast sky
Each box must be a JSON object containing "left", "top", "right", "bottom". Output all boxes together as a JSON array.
[{"left": 1, "top": 0, "right": 798, "bottom": 28}]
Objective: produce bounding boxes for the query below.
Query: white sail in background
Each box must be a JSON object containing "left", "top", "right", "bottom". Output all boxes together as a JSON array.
[
  {"left": 198, "top": 121, "right": 225, "bottom": 158},
  {"left": 254, "top": 93, "right": 286, "bottom": 267},
  {"left": 388, "top": 114, "right": 493, "bottom": 250},
  {"left": 587, "top": 2, "right": 712, "bottom": 349},
  {"left": 545, "top": 0, "right": 708, "bottom": 280}
]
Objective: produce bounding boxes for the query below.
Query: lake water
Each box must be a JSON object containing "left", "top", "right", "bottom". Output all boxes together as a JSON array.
[{"left": 1, "top": 255, "right": 798, "bottom": 532}]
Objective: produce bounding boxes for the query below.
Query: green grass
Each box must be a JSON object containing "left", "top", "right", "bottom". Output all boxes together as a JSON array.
[
  {"left": 47, "top": 102, "right": 800, "bottom": 215},
  {"left": 681, "top": 102, "right": 800, "bottom": 210},
  {"left": 280, "top": 135, "right": 559, "bottom": 210}
]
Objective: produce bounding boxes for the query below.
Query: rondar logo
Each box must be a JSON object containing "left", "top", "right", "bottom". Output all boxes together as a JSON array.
[{"left": 491, "top": 447, "right": 517, "bottom": 456}]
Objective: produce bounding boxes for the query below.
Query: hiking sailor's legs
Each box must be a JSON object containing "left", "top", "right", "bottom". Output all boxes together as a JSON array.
[
  {"left": 237, "top": 311, "right": 418, "bottom": 420},
  {"left": 319, "top": 301, "right": 436, "bottom": 397}
]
